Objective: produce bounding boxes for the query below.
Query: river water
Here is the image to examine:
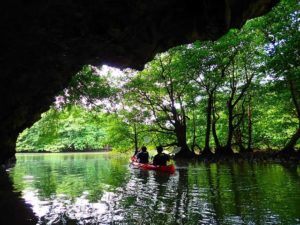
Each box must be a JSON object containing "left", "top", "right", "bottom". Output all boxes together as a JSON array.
[{"left": 8, "top": 153, "right": 300, "bottom": 225}]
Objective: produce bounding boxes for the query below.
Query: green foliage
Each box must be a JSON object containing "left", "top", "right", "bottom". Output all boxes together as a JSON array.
[
  {"left": 17, "top": 106, "right": 106, "bottom": 152},
  {"left": 101, "top": 115, "right": 135, "bottom": 152},
  {"left": 61, "top": 65, "right": 115, "bottom": 107}
]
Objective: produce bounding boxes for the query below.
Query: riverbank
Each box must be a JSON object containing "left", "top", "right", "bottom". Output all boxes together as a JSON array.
[
  {"left": 17, "top": 149, "right": 111, "bottom": 153},
  {"left": 15, "top": 149, "right": 300, "bottom": 166},
  {"left": 196, "top": 151, "right": 300, "bottom": 165}
]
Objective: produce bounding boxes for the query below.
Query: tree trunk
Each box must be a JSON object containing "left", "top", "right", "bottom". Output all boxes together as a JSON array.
[
  {"left": 281, "top": 126, "right": 300, "bottom": 153},
  {"left": 234, "top": 126, "right": 246, "bottom": 152},
  {"left": 212, "top": 95, "right": 221, "bottom": 154},
  {"left": 281, "top": 75, "right": 300, "bottom": 153},
  {"left": 224, "top": 104, "right": 234, "bottom": 155},
  {"left": 203, "top": 93, "right": 213, "bottom": 156},
  {"left": 247, "top": 95, "right": 253, "bottom": 152},
  {"left": 191, "top": 110, "right": 196, "bottom": 153},
  {"left": 133, "top": 123, "right": 139, "bottom": 155},
  {"left": 174, "top": 123, "right": 194, "bottom": 158}
]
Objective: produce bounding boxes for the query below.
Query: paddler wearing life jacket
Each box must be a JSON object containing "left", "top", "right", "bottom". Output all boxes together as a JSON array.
[
  {"left": 136, "top": 146, "right": 149, "bottom": 163},
  {"left": 153, "top": 146, "right": 170, "bottom": 166}
]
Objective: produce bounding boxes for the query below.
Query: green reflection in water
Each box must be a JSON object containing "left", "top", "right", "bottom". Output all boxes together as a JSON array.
[
  {"left": 9, "top": 153, "right": 300, "bottom": 225},
  {"left": 11, "top": 153, "right": 129, "bottom": 202}
]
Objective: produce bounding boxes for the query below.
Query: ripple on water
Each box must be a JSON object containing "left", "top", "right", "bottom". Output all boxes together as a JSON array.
[{"left": 8, "top": 154, "right": 300, "bottom": 225}]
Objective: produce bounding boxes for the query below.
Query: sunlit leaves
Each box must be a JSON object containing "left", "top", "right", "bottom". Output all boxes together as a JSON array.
[
  {"left": 60, "top": 65, "right": 116, "bottom": 108},
  {"left": 17, "top": 106, "right": 106, "bottom": 152}
]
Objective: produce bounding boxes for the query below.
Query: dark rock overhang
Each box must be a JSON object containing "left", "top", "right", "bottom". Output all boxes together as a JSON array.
[{"left": 0, "top": 0, "right": 278, "bottom": 164}]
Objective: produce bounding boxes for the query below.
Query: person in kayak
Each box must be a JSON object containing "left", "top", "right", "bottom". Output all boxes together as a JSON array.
[
  {"left": 136, "top": 146, "right": 149, "bottom": 164},
  {"left": 153, "top": 146, "right": 170, "bottom": 166}
]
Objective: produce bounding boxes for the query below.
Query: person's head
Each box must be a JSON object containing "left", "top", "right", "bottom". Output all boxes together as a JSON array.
[
  {"left": 156, "top": 146, "right": 163, "bottom": 153},
  {"left": 141, "top": 146, "right": 147, "bottom": 152}
]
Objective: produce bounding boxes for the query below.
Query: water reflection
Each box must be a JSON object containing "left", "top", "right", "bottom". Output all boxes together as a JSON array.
[{"left": 8, "top": 153, "right": 300, "bottom": 225}]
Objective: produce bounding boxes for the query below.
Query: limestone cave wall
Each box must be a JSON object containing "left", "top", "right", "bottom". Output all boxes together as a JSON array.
[{"left": 0, "top": 0, "right": 277, "bottom": 164}]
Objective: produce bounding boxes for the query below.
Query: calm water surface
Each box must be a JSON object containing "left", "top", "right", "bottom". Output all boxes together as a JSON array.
[{"left": 9, "top": 153, "right": 300, "bottom": 225}]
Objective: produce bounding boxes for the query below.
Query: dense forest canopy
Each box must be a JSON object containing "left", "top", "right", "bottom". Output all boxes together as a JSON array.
[{"left": 17, "top": 0, "right": 300, "bottom": 156}]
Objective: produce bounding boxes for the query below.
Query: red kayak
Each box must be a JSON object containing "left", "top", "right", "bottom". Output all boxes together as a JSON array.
[{"left": 130, "top": 157, "right": 175, "bottom": 173}]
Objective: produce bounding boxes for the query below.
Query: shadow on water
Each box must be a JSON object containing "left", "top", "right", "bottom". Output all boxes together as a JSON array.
[
  {"left": 0, "top": 168, "right": 37, "bottom": 225},
  {"left": 281, "top": 163, "right": 300, "bottom": 180},
  {"left": 136, "top": 169, "right": 150, "bottom": 184}
]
